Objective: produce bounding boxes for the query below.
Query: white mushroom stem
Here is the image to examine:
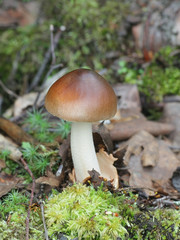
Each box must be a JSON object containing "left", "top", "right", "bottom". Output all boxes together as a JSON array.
[{"left": 70, "top": 122, "right": 101, "bottom": 182}]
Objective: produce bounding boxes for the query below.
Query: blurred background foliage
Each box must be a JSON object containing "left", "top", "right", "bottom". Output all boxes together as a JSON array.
[
  {"left": 1, "top": 0, "right": 180, "bottom": 115},
  {"left": 0, "top": 0, "right": 130, "bottom": 110}
]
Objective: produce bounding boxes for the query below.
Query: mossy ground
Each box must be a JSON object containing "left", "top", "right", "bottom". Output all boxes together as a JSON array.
[
  {"left": 0, "top": 184, "right": 179, "bottom": 240},
  {"left": 119, "top": 46, "right": 180, "bottom": 102}
]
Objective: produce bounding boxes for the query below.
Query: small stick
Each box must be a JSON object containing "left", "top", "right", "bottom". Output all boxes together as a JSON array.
[
  {"left": 50, "top": 24, "right": 56, "bottom": 65},
  {"left": 0, "top": 80, "right": 18, "bottom": 98},
  {"left": 40, "top": 200, "right": 49, "bottom": 240},
  {"left": 28, "top": 27, "right": 64, "bottom": 92},
  {"left": 20, "top": 157, "right": 36, "bottom": 240}
]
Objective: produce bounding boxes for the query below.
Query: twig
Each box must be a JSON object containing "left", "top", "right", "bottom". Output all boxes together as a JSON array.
[
  {"left": 28, "top": 27, "right": 64, "bottom": 92},
  {"left": 0, "top": 80, "right": 18, "bottom": 98},
  {"left": 50, "top": 24, "right": 56, "bottom": 65},
  {"left": 40, "top": 200, "right": 49, "bottom": 240},
  {"left": 7, "top": 45, "right": 27, "bottom": 86},
  {"left": 153, "top": 196, "right": 180, "bottom": 208},
  {"left": 20, "top": 157, "right": 36, "bottom": 240},
  {"left": 43, "top": 63, "right": 63, "bottom": 84}
]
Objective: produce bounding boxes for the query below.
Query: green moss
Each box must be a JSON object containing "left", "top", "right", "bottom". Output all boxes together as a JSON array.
[
  {"left": 0, "top": 185, "right": 179, "bottom": 239},
  {"left": 0, "top": 190, "right": 43, "bottom": 240},
  {"left": 129, "top": 209, "right": 180, "bottom": 240},
  {"left": 140, "top": 65, "right": 180, "bottom": 102},
  {"left": 45, "top": 184, "right": 180, "bottom": 240},
  {"left": 118, "top": 46, "right": 180, "bottom": 102},
  {"left": 45, "top": 184, "right": 129, "bottom": 239}
]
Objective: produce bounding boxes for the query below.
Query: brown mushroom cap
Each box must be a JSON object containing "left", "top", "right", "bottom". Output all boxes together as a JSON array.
[{"left": 45, "top": 69, "right": 117, "bottom": 122}]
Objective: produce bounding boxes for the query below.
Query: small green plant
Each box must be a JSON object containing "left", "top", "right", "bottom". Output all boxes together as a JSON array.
[
  {"left": 24, "top": 109, "right": 55, "bottom": 142},
  {"left": 0, "top": 190, "right": 43, "bottom": 239},
  {"left": 57, "top": 120, "right": 71, "bottom": 139},
  {"left": 118, "top": 60, "right": 143, "bottom": 84},
  {"left": 140, "top": 65, "right": 180, "bottom": 102},
  {"left": 0, "top": 190, "right": 29, "bottom": 219},
  {"left": 0, "top": 150, "right": 25, "bottom": 176},
  {"left": 0, "top": 149, "right": 10, "bottom": 160},
  {"left": 21, "top": 142, "right": 59, "bottom": 177},
  {"left": 118, "top": 47, "right": 180, "bottom": 104},
  {"left": 24, "top": 109, "right": 71, "bottom": 142}
]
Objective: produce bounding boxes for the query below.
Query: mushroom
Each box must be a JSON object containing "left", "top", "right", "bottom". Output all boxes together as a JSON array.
[{"left": 45, "top": 69, "right": 117, "bottom": 183}]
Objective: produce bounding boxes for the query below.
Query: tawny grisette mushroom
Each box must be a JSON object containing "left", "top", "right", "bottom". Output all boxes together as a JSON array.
[{"left": 45, "top": 69, "right": 117, "bottom": 182}]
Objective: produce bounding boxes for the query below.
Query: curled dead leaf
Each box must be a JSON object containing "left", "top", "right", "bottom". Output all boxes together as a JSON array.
[{"left": 97, "top": 148, "right": 119, "bottom": 189}]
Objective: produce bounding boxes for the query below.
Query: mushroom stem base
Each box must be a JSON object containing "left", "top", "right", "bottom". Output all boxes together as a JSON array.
[{"left": 71, "top": 122, "right": 101, "bottom": 182}]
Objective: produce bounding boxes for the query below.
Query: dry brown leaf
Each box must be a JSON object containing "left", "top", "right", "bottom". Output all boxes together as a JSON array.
[
  {"left": 124, "top": 131, "right": 158, "bottom": 167},
  {"left": 112, "top": 83, "right": 141, "bottom": 111},
  {"left": 0, "top": 159, "right": 6, "bottom": 169},
  {"left": 0, "top": 134, "right": 22, "bottom": 162},
  {"left": 97, "top": 148, "right": 119, "bottom": 189},
  {"left": 36, "top": 176, "right": 60, "bottom": 187},
  {"left": 36, "top": 167, "right": 64, "bottom": 187},
  {"left": 0, "top": 172, "right": 22, "bottom": 197},
  {"left": 69, "top": 149, "right": 119, "bottom": 189},
  {"left": 93, "top": 122, "right": 114, "bottom": 153},
  {"left": 13, "top": 92, "right": 39, "bottom": 117},
  {"left": 119, "top": 131, "right": 179, "bottom": 196}
]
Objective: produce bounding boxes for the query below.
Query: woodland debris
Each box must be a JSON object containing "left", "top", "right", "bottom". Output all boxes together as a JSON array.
[
  {"left": 113, "top": 83, "right": 141, "bottom": 111},
  {"left": 172, "top": 167, "right": 180, "bottom": 193},
  {"left": 28, "top": 28, "right": 64, "bottom": 92},
  {"left": 108, "top": 110, "right": 174, "bottom": 141},
  {"left": 0, "top": 0, "right": 40, "bottom": 27},
  {"left": 0, "top": 133, "right": 22, "bottom": 161},
  {"left": 0, "top": 159, "right": 6, "bottom": 169},
  {"left": 93, "top": 122, "right": 114, "bottom": 153},
  {"left": 131, "top": 0, "right": 180, "bottom": 56},
  {"left": 0, "top": 172, "right": 22, "bottom": 198},
  {"left": 0, "top": 117, "right": 37, "bottom": 145},
  {"left": 115, "top": 131, "right": 180, "bottom": 196},
  {"left": 84, "top": 169, "right": 115, "bottom": 192},
  {"left": 36, "top": 168, "right": 63, "bottom": 187},
  {"left": 36, "top": 176, "right": 60, "bottom": 188},
  {"left": 97, "top": 148, "right": 119, "bottom": 189},
  {"left": 13, "top": 92, "right": 43, "bottom": 117},
  {"left": 20, "top": 157, "right": 35, "bottom": 240},
  {"left": 163, "top": 102, "right": 180, "bottom": 146}
]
